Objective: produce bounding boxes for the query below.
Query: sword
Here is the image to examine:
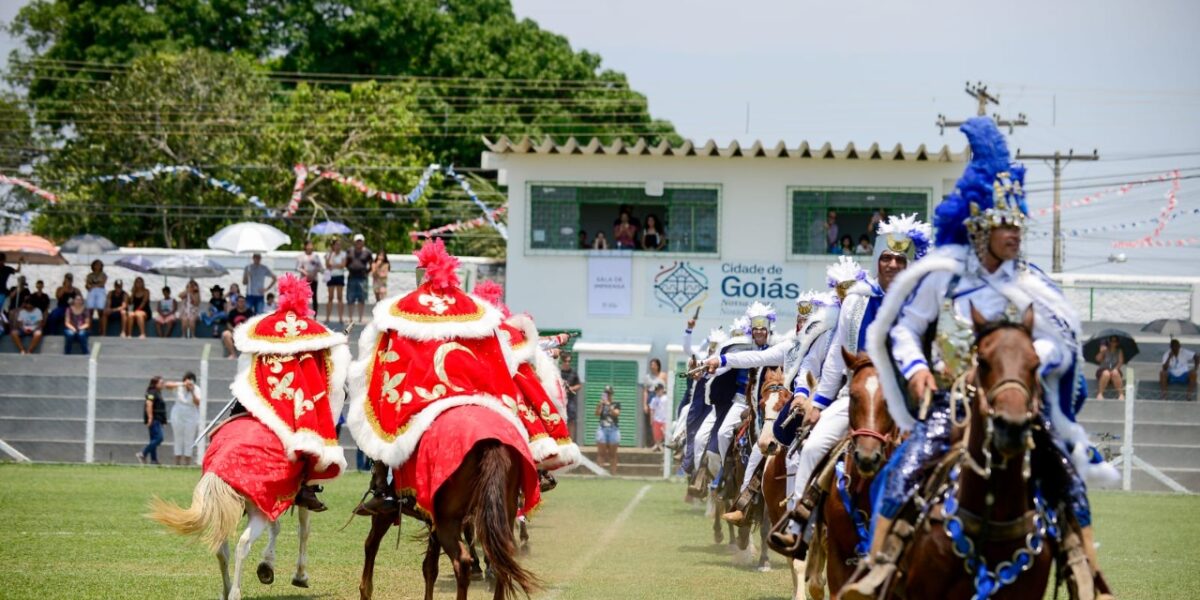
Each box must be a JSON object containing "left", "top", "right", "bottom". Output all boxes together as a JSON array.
[{"left": 192, "top": 396, "right": 240, "bottom": 449}]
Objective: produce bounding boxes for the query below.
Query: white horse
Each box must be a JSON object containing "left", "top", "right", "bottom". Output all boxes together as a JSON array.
[{"left": 149, "top": 472, "right": 312, "bottom": 600}]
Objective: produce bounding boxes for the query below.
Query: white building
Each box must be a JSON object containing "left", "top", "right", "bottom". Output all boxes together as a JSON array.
[{"left": 483, "top": 136, "right": 966, "bottom": 446}]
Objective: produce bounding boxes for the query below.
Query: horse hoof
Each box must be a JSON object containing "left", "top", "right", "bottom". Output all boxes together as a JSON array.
[
  {"left": 256, "top": 562, "right": 274, "bottom": 585},
  {"left": 757, "top": 562, "right": 772, "bottom": 573},
  {"left": 520, "top": 543, "right": 530, "bottom": 556},
  {"left": 291, "top": 576, "right": 309, "bottom": 588}
]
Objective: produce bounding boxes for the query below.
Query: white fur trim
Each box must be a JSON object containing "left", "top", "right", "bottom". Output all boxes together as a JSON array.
[
  {"left": 368, "top": 291, "right": 504, "bottom": 341},
  {"left": 505, "top": 314, "right": 540, "bottom": 365},
  {"left": 865, "top": 249, "right": 963, "bottom": 432},
  {"left": 529, "top": 437, "right": 560, "bottom": 463},
  {"left": 229, "top": 351, "right": 349, "bottom": 474},
  {"left": 532, "top": 349, "right": 569, "bottom": 414},
  {"left": 539, "top": 441, "right": 582, "bottom": 471},
  {"left": 232, "top": 313, "right": 348, "bottom": 356}
]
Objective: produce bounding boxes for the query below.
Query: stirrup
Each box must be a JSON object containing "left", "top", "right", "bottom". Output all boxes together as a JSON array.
[
  {"left": 1062, "top": 531, "right": 1097, "bottom": 600},
  {"left": 840, "top": 555, "right": 897, "bottom": 600}
]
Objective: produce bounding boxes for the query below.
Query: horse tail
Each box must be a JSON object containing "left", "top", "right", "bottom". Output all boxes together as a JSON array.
[
  {"left": 472, "top": 441, "right": 541, "bottom": 598},
  {"left": 147, "top": 472, "right": 243, "bottom": 553}
]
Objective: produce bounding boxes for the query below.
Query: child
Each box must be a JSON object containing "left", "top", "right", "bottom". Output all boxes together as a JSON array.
[
  {"left": 200, "top": 285, "right": 227, "bottom": 338},
  {"left": 265, "top": 292, "right": 278, "bottom": 312},
  {"left": 648, "top": 382, "right": 671, "bottom": 451}
]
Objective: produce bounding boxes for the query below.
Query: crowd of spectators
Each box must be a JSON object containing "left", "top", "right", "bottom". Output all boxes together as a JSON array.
[
  {"left": 579, "top": 205, "right": 668, "bottom": 251},
  {"left": 820, "top": 208, "right": 886, "bottom": 256}
]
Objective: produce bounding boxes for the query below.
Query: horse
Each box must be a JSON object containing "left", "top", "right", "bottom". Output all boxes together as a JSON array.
[
  {"left": 148, "top": 471, "right": 313, "bottom": 600},
  {"left": 359, "top": 438, "right": 539, "bottom": 600},
  {"left": 885, "top": 305, "right": 1056, "bottom": 599},
  {"left": 803, "top": 349, "right": 897, "bottom": 600},
  {"left": 759, "top": 367, "right": 813, "bottom": 598}
]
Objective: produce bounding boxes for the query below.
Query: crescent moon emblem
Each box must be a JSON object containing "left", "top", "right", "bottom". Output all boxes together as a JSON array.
[{"left": 434, "top": 342, "right": 476, "bottom": 392}]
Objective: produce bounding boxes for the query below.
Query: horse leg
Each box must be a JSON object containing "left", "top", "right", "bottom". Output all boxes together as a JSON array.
[
  {"left": 518, "top": 517, "right": 530, "bottom": 555},
  {"left": 435, "top": 520, "right": 470, "bottom": 600},
  {"left": 229, "top": 509, "right": 268, "bottom": 600},
  {"left": 217, "top": 540, "right": 232, "bottom": 600},
  {"left": 359, "top": 512, "right": 392, "bottom": 600},
  {"left": 291, "top": 507, "right": 310, "bottom": 588},
  {"left": 758, "top": 505, "right": 772, "bottom": 572},
  {"left": 464, "top": 524, "right": 485, "bottom": 581},
  {"left": 422, "top": 532, "right": 440, "bottom": 600},
  {"left": 806, "top": 524, "right": 827, "bottom": 600},
  {"left": 256, "top": 517, "right": 281, "bottom": 585},
  {"left": 712, "top": 498, "right": 724, "bottom": 544}
]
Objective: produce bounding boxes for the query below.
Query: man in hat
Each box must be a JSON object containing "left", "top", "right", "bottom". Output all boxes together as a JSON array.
[
  {"left": 771, "top": 215, "right": 930, "bottom": 556},
  {"left": 844, "top": 118, "right": 1115, "bottom": 599},
  {"left": 201, "top": 284, "right": 227, "bottom": 337},
  {"left": 346, "top": 234, "right": 373, "bottom": 324},
  {"left": 706, "top": 304, "right": 777, "bottom": 476}
]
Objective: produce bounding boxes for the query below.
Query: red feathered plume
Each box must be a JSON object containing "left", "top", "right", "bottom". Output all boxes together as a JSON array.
[
  {"left": 473, "top": 279, "right": 510, "bottom": 318},
  {"left": 414, "top": 238, "right": 460, "bottom": 290},
  {"left": 276, "top": 273, "right": 314, "bottom": 317}
]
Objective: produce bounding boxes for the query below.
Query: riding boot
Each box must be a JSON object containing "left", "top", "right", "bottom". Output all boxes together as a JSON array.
[
  {"left": 723, "top": 463, "right": 764, "bottom": 526},
  {"left": 687, "top": 467, "right": 709, "bottom": 498},
  {"left": 294, "top": 484, "right": 328, "bottom": 512},
  {"left": 1080, "top": 525, "right": 1116, "bottom": 599},
  {"left": 840, "top": 518, "right": 913, "bottom": 600},
  {"left": 767, "top": 477, "right": 822, "bottom": 556},
  {"left": 538, "top": 470, "right": 557, "bottom": 492},
  {"left": 354, "top": 461, "right": 398, "bottom": 516}
]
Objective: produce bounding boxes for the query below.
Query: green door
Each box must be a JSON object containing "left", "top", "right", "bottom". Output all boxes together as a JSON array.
[
  {"left": 583, "top": 359, "right": 640, "bottom": 447},
  {"left": 673, "top": 360, "right": 689, "bottom": 418}
]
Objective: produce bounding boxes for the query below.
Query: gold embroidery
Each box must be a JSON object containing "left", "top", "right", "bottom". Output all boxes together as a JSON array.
[
  {"left": 381, "top": 371, "right": 411, "bottom": 405},
  {"left": 433, "top": 342, "right": 476, "bottom": 392},
  {"left": 389, "top": 303, "right": 485, "bottom": 323},
  {"left": 415, "top": 384, "right": 447, "bottom": 402},
  {"left": 275, "top": 311, "right": 309, "bottom": 337},
  {"left": 417, "top": 292, "right": 457, "bottom": 315},
  {"left": 540, "top": 402, "right": 563, "bottom": 426},
  {"left": 262, "top": 354, "right": 296, "bottom": 374}
]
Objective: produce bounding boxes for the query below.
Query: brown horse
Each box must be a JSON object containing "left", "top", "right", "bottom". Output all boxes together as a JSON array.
[
  {"left": 759, "top": 367, "right": 812, "bottom": 598},
  {"left": 805, "top": 349, "right": 897, "bottom": 599},
  {"left": 887, "top": 305, "right": 1055, "bottom": 599},
  {"left": 359, "top": 440, "right": 539, "bottom": 600}
]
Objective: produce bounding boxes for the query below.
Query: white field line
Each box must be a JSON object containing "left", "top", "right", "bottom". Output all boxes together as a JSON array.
[{"left": 542, "top": 484, "right": 652, "bottom": 599}]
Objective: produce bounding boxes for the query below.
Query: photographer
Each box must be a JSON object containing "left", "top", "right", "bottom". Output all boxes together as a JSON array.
[
  {"left": 163, "top": 372, "right": 203, "bottom": 466},
  {"left": 595, "top": 385, "right": 622, "bottom": 475}
]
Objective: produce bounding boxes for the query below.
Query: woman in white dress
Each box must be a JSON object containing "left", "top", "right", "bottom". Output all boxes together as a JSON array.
[{"left": 164, "top": 372, "right": 203, "bottom": 466}]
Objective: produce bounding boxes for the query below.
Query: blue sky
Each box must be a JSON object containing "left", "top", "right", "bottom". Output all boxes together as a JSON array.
[{"left": 2, "top": 0, "right": 1198, "bottom": 275}]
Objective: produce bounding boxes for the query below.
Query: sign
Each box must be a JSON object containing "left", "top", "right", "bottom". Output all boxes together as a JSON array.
[
  {"left": 588, "top": 253, "right": 633, "bottom": 315},
  {"left": 649, "top": 259, "right": 810, "bottom": 320}
]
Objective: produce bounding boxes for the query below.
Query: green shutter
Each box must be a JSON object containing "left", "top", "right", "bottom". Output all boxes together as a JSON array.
[
  {"left": 673, "top": 360, "right": 689, "bottom": 412},
  {"left": 583, "top": 359, "right": 641, "bottom": 447}
]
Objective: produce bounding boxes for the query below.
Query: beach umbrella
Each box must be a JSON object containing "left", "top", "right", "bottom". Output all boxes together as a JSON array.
[
  {"left": 60, "top": 233, "right": 117, "bottom": 255},
  {"left": 1083, "top": 329, "right": 1139, "bottom": 364},
  {"left": 206, "top": 222, "right": 291, "bottom": 254},
  {"left": 1142, "top": 319, "right": 1200, "bottom": 337},
  {"left": 151, "top": 255, "right": 229, "bottom": 278},
  {"left": 310, "top": 220, "right": 352, "bottom": 236},
  {"left": 114, "top": 255, "right": 157, "bottom": 273},
  {"left": 0, "top": 233, "right": 67, "bottom": 265}
]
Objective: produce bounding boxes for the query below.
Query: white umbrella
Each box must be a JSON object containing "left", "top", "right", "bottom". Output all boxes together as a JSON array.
[
  {"left": 152, "top": 255, "right": 229, "bottom": 278},
  {"left": 207, "top": 222, "right": 291, "bottom": 254}
]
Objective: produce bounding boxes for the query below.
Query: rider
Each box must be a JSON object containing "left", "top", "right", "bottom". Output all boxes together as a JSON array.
[
  {"left": 705, "top": 303, "right": 777, "bottom": 477},
  {"left": 770, "top": 215, "right": 931, "bottom": 556},
  {"left": 843, "top": 117, "right": 1116, "bottom": 600},
  {"left": 683, "top": 323, "right": 726, "bottom": 486}
]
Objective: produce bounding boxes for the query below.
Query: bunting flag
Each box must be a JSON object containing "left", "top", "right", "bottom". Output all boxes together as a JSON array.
[
  {"left": 445, "top": 165, "right": 508, "bottom": 240},
  {"left": 1030, "top": 169, "right": 1179, "bottom": 217},
  {"left": 283, "top": 163, "right": 440, "bottom": 217},
  {"left": 0, "top": 174, "right": 59, "bottom": 204},
  {"left": 1112, "top": 170, "right": 1181, "bottom": 249},
  {"left": 409, "top": 205, "right": 509, "bottom": 240},
  {"left": 1027, "top": 207, "right": 1200, "bottom": 239},
  {"left": 95, "top": 165, "right": 269, "bottom": 213}
]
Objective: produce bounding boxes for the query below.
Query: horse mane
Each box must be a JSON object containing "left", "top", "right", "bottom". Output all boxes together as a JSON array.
[{"left": 973, "top": 318, "right": 1032, "bottom": 343}]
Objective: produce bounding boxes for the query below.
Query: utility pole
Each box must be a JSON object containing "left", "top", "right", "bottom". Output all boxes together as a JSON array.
[
  {"left": 1015, "top": 149, "right": 1100, "bottom": 273},
  {"left": 937, "top": 81, "right": 1028, "bottom": 135}
]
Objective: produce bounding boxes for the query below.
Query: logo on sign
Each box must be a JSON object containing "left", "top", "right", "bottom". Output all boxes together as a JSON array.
[{"left": 653, "top": 261, "right": 708, "bottom": 313}]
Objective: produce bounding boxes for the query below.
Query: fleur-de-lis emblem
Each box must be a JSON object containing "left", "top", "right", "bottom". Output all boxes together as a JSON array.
[
  {"left": 418, "top": 293, "right": 456, "bottom": 315},
  {"left": 415, "top": 384, "right": 447, "bottom": 401},
  {"left": 263, "top": 355, "right": 296, "bottom": 374},
  {"left": 381, "top": 371, "right": 410, "bottom": 405},
  {"left": 267, "top": 372, "right": 297, "bottom": 401},
  {"left": 275, "top": 312, "right": 309, "bottom": 338},
  {"left": 502, "top": 395, "right": 519, "bottom": 414},
  {"left": 293, "top": 389, "right": 314, "bottom": 420},
  {"left": 377, "top": 349, "right": 400, "bottom": 364},
  {"left": 518, "top": 403, "right": 537, "bottom": 423},
  {"left": 540, "top": 402, "right": 562, "bottom": 426}
]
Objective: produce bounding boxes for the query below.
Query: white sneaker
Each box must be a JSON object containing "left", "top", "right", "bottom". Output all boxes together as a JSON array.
[{"left": 134, "top": 452, "right": 146, "bottom": 465}]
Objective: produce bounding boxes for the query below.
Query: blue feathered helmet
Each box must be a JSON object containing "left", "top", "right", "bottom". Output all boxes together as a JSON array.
[{"left": 934, "top": 117, "right": 1028, "bottom": 252}]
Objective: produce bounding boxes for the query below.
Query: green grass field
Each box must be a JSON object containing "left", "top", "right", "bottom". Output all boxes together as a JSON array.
[{"left": 0, "top": 464, "right": 1196, "bottom": 599}]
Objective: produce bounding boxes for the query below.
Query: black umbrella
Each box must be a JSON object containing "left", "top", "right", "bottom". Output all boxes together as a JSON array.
[
  {"left": 1083, "top": 329, "right": 1139, "bottom": 365},
  {"left": 1141, "top": 318, "right": 1200, "bottom": 337}
]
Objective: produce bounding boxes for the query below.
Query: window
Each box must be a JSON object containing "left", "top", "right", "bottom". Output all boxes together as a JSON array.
[
  {"left": 790, "top": 188, "right": 929, "bottom": 256},
  {"left": 529, "top": 183, "right": 719, "bottom": 254}
]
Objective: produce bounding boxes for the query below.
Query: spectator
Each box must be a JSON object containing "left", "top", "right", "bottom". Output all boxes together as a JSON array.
[
  {"left": 825, "top": 210, "right": 840, "bottom": 253},
  {"left": 63, "top": 295, "right": 90, "bottom": 355},
  {"left": 560, "top": 354, "right": 582, "bottom": 440},
  {"left": 164, "top": 372, "right": 202, "bottom": 466},
  {"left": 101, "top": 279, "right": 128, "bottom": 337},
  {"left": 47, "top": 273, "right": 79, "bottom": 335},
  {"left": 346, "top": 234, "right": 373, "bottom": 324},
  {"left": 868, "top": 207, "right": 888, "bottom": 234},
  {"left": 265, "top": 292, "right": 278, "bottom": 312},
  {"left": 296, "top": 240, "right": 324, "bottom": 312},
  {"left": 371, "top": 251, "right": 390, "bottom": 303},
  {"left": 9, "top": 296, "right": 44, "bottom": 354},
  {"left": 242, "top": 253, "right": 276, "bottom": 314},
  {"left": 641, "top": 214, "right": 666, "bottom": 251},
  {"left": 595, "top": 385, "right": 621, "bottom": 475},
  {"left": 221, "top": 295, "right": 255, "bottom": 359},
  {"left": 5, "top": 274, "right": 31, "bottom": 314},
  {"left": 201, "top": 285, "right": 227, "bottom": 337},
  {"left": 325, "top": 238, "right": 347, "bottom": 324},
  {"left": 1094, "top": 336, "right": 1126, "bottom": 400},
  {"left": 0, "top": 252, "right": 21, "bottom": 311},
  {"left": 29, "top": 279, "right": 51, "bottom": 316},
  {"left": 642, "top": 358, "right": 668, "bottom": 446},
  {"left": 178, "top": 280, "right": 201, "bottom": 339},
  {"left": 125, "top": 276, "right": 151, "bottom": 338},
  {"left": 84, "top": 260, "right": 107, "bottom": 319},
  {"left": 613, "top": 210, "right": 638, "bottom": 250},
  {"left": 1160, "top": 339, "right": 1198, "bottom": 399},
  {"left": 578, "top": 230, "right": 589, "bottom": 249},
  {"left": 855, "top": 234, "right": 874, "bottom": 256},
  {"left": 135, "top": 376, "right": 167, "bottom": 465},
  {"left": 592, "top": 232, "right": 610, "bottom": 250},
  {"left": 613, "top": 203, "right": 641, "bottom": 230},
  {"left": 154, "top": 286, "right": 178, "bottom": 338},
  {"left": 226, "top": 282, "right": 243, "bottom": 307},
  {"left": 837, "top": 234, "right": 854, "bottom": 255},
  {"left": 649, "top": 382, "right": 671, "bottom": 451}
]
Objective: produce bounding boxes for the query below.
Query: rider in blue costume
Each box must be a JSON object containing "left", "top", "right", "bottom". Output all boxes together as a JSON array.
[
  {"left": 843, "top": 117, "right": 1117, "bottom": 600},
  {"left": 681, "top": 322, "right": 722, "bottom": 482}
]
